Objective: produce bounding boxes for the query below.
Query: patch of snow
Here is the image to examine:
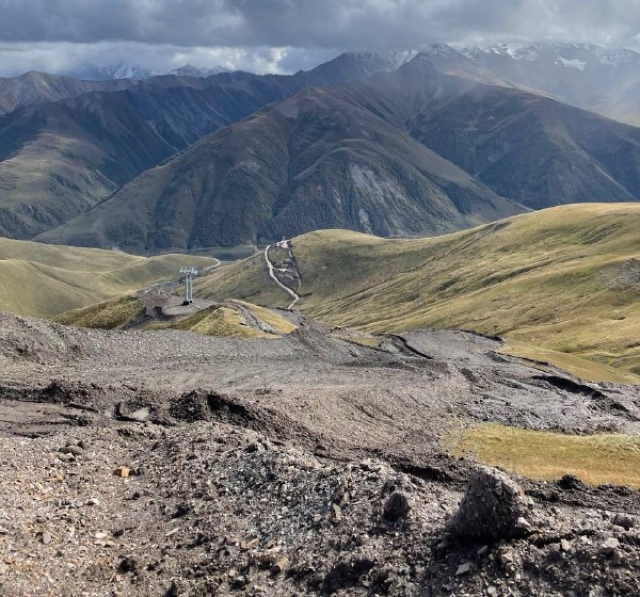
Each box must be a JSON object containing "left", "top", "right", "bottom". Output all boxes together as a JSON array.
[{"left": 558, "top": 57, "right": 586, "bottom": 71}]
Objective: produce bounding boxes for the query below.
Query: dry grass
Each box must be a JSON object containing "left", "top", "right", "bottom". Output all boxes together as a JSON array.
[
  {"left": 231, "top": 301, "right": 297, "bottom": 335},
  {"left": 500, "top": 341, "right": 640, "bottom": 384},
  {"left": 0, "top": 237, "right": 217, "bottom": 318},
  {"left": 197, "top": 204, "right": 640, "bottom": 382},
  {"left": 451, "top": 423, "right": 640, "bottom": 488},
  {"left": 345, "top": 336, "right": 383, "bottom": 349},
  {"left": 167, "top": 306, "right": 274, "bottom": 339},
  {"left": 55, "top": 296, "right": 143, "bottom": 330}
]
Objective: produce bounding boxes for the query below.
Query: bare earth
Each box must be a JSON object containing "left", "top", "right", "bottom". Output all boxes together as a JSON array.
[{"left": 1, "top": 311, "right": 640, "bottom": 596}]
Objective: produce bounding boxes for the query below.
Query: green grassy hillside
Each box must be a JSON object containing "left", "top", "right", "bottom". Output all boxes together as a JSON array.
[
  {"left": 198, "top": 204, "right": 640, "bottom": 382},
  {"left": 0, "top": 238, "right": 216, "bottom": 318}
]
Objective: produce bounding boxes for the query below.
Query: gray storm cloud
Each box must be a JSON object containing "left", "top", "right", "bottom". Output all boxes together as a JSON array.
[
  {"left": 0, "top": 0, "right": 638, "bottom": 49},
  {"left": 0, "top": 0, "right": 638, "bottom": 76}
]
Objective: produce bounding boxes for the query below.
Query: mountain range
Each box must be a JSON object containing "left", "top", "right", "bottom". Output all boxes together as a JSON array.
[
  {"left": 62, "top": 61, "right": 231, "bottom": 81},
  {"left": 3, "top": 44, "right": 640, "bottom": 251},
  {"left": 465, "top": 43, "right": 640, "bottom": 126}
]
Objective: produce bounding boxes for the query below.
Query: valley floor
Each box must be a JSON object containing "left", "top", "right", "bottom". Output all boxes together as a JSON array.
[{"left": 1, "top": 312, "right": 640, "bottom": 595}]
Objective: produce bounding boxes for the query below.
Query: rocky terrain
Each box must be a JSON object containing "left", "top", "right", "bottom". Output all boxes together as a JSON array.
[{"left": 1, "top": 311, "right": 640, "bottom": 595}]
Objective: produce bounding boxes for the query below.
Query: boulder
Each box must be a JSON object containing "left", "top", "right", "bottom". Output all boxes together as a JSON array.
[{"left": 449, "top": 466, "right": 531, "bottom": 542}]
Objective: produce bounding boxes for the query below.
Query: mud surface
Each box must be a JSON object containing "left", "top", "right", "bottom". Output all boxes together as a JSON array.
[{"left": 1, "top": 311, "right": 640, "bottom": 595}]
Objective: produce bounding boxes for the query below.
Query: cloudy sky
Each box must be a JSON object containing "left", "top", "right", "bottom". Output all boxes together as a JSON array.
[{"left": 0, "top": 0, "right": 638, "bottom": 76}]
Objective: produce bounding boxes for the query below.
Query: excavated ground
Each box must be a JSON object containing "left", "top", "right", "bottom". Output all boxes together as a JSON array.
[{"left": 1, "top": 311, "right": 640, "bottom": 596}]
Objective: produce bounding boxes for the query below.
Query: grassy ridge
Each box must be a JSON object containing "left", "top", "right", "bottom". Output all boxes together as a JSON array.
[
  {"left": 55, "top": 296, "right": 145, "bottom": 330},
  {"left": 0, "top": 238, "right": 216, "bottom": 318},
  {"left": 198, "top": 204, "right": 640, "bottom": 381},
  {"left": 58, "top": 293, "right": 297, "bottom": 339}
]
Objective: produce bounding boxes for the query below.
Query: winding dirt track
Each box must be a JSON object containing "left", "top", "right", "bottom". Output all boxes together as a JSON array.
[{"left": 264, "top": 244, "right": 300, "bottom": 309}]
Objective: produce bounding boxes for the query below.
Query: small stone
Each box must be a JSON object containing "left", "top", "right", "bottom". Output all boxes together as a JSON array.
[
  {"left": 561, "top": 539, "right": 572, "bottom": 552},
  {"left": 62, "top": 445, "right": 84, "bottom": 456},
  {"left": 455, "top": 562, "right": 472, "bottom": 576},
  {"left": 613, "top": 514, "right": 635, "bottom": 530},
  {"left": 612, "top": 549, "right": 625, "bottom": 566},
  {"left": 498, "top": 548, "right": 514, "bottom": 565},
  {"left": 487, "top": 587, "right": 498, "bottom": 596},
  {"left": 164, "top": 580, "right": 179, "bottom": 597},
  {"left": 383, "top": 492, "right": 411, "bottom": 523},
  {"left": 241, "top": 538, "right": 260, "bottom": 551},
  {"left": 558, "top": 475, "right": 582, "bottom": 490},
  {"left": 41, "top": 532, "right": 52, "bottom": 545},
  {"left": 128, "top": 408, "right": 150, "bottom": 422},
  {"left": 331, "top": 503, "right": 342, "bottom": 521},
  {"left": 600, "top": 537, "right": 620, "bottom": 554},
  {"left": 172, "top": 503, "right": 192, "bottom": 518},
  {"left": 118, "top": 556, "right": 138, "bottom": 573},
  {"left": 515, "top": 517, "right": 531, "bottom": 532},
  {"left": 477, "top": 545, "right": 489, "bottom": 557},
  {"left": 113, "top": 467, "right": 130, "bottom": 478},
  {"left": 273, "top": 556, "right": 290, "bottom": 574},
  {"left": 87, "top": 498, "right": 100, "bottom": 506}
]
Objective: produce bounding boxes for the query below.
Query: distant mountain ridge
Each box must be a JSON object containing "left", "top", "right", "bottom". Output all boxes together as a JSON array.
[
  {"left": 463, "top": 42, "right": 640, "bottom": 125},
  {"left": 0, "top": 52, "right": 425, "bottom": 240},
  {"left": 63, "top": 61, "right": 231, "bottom": 81},
  {"left": 3, "top": 44, "right": 640, "bottom": 251},
  {"left": 40, "top": 49, "right": 640, "bottom": 252}
]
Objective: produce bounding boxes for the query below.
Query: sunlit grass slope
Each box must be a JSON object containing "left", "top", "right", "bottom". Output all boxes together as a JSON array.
[
  {"left": 452, "top": 423, "right": 640, "bottom": 488},
  {"left": 0, "top": 238, "right": 216, "bottom": 318},
  {"left": 58, "top": 294, "right": 296, "bottom": 339},
  {"left": 198, "top": 204, "right": 640, "bottom": 381},
  {"left": 153, "top": 304, "right": 290, "bottom": 339},
  {"left": 55, "top": 296, "right": 145, "bottom": 330}
]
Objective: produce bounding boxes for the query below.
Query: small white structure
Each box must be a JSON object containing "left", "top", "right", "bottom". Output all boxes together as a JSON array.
[{"left": 179, "top": 267, "right": 198, "bottom": 305}]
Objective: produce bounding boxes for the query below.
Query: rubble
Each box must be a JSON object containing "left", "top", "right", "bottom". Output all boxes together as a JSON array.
[{"left": 1, "top": 312, "right": 640, "bottom": 595}]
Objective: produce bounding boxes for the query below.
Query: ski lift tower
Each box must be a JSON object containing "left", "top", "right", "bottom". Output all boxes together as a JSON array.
[{"left": 180, "top": 267, "right": 198, "bottom": 305}]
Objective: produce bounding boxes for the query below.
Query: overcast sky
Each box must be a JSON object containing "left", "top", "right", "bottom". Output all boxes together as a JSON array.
[{"left": 0, "top": 0, "right": 639, "bottom": 76}]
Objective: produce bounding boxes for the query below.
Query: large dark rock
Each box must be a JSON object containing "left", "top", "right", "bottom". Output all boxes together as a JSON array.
[{"left": 449, "top": 466, "right": 532, "bottom": 542}]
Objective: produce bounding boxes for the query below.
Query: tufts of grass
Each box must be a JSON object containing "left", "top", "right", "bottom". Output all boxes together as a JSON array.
[
  {"left": 452, "top": 423, "right": 640, "bottom": 489},
  {"left": 345, "top": 336, "right": 382, "bottom": 349},
  {"left": 167, "top": 305, "right": 274, "bottom": 339},
  {"left": 55, "top": 296, "right": 143, "bottom": 330},
  {"left": 231, "top": 301, "right": 297, "bottom": 335}
]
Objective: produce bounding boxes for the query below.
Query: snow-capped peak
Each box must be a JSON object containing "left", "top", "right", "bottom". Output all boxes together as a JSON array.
[
  {"left": 464, "top": 42, "right": 640, "bottom": 69},
  {"left": 168, "top": 64, "right": 230, "bottom": 77}
]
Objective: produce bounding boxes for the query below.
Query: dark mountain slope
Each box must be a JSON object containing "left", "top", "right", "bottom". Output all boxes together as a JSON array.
[
  {"left": 0, "top": 71, "right": 137, "bottom": 115},
  {"left": 40, "top": 50, "right": 640, "bottom": 251},
  {"left": 0, "top": 53, "right": 416, "bottom": 240},
  {"left": 37, "top": 87, "right": 520, "bottom": 252},
  {"left": 406, "top": 85, "right": 640, "bottom": 209},
  {"left": 336, "top": 54, "right": 640, "bottom": 210},
  {"left": 0, "top": 93, "right": 179, "bottom": 239}
]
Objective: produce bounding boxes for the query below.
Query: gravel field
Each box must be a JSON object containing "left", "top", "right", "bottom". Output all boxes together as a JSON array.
[{"left": 1, "top": 311, "right": 640, "bottom": 595}]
